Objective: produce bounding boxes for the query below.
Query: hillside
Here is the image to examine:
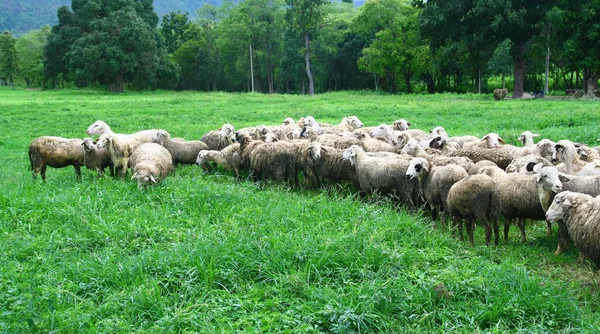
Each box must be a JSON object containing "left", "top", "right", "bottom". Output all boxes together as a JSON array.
[{"left": 0, "top": 0, "right": 218, "bottom": 36}]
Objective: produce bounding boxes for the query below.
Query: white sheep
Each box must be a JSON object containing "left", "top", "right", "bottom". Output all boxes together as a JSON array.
[
  {"left": 553, "top": 140, "right": 600, "bottom": 176},
  {"left": 28, "top": 136, "right": 85, "bottom": 181},
  {"left": 546, "top": 191, "right": 600, "bottom": 268},
  {"left": 518, "top": 131, "right": 540, "bottom": 147},
  {"left": 86, "top": 120, "right": 159, "bottom": 141},
  {"left": 195, "top": 143, "right": 242, "bottom": 179},
  {"left": 129, "top": 143, "right": 174, "bottom": 188}
]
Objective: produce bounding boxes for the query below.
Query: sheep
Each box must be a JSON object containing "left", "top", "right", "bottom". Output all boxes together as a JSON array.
[
  {"left": 82, "top": 137, "right": 114, "bottom": 177},
  {"left": 493, "top": 167, "right": 563, "bottom": 243},
  {"left": 462, "top": 132, "right": 506, "bottom": 149},
  {"left": 86, "top": 120, "right": 159, "bottom": 141},
  {"left": 236, "top": 133, "right": 297, "bottom": 185},
  {"left": 401, "top": 139, "right": 473, "bottom": 172},
  {"left": 129, "top": 143, "right": 174, "bottom": 189},
  {"left": 96, "top": 133, "right": 136, "bottom": 178},
  {"left": 505, "top": 156, "right": 553, "bottom": 174},
  {"left": 301, "top": 126, "right": 363, "bottom": 150},
  {"left": 201, "top": 130, "right": 234, "bottom": 151},
  {"left": 546, "top": 191, "right": 600, "bottom": 268},
  {"left": 518, "top": 131, "right": 540, "bottom": 147},
  {"left": 553, "top": 140, "right": 600, "bottom": 176},
  {"left": 576, "top": 144, "right": 600, "bottom": 162},
  {"left": 493, "top": 88, "right": 508, "bottom": 100},
  {"left": 446, "top": 174, "right": 499, "bottom": 245},
  {"left": 152, "top": 130, "right": 209, "bottom": 168},
  {"left": 448, "top": 146, "right": 514, "bottom": 170},
  {"left": 535, "top": 139, "right": 556, "bottom": 161},
  {"left": 28, "top": 136, "right": 85, "bottom": 181},
  {"left": 478, "top": 165, "right": 507, "bottom": 178},
  {"left": 467, "top": 160, "right": 498, "bottom": 175},
  {"left": 393, "top": 119, "right": 411, "bottom": 131},
  {"left": 318, "top": 116, "right": 364, "bottom": 135},
  {"left": 195, "top": 143, "right": 242, "bottom": 179},
  {"left": 342, "top": 145, "right": 418, "bottom": 208},
  {"left": 353, "top": 131, "right": 397, "bottom": 153},
  {"left": 405, "top": 157, "right": 468, "bottom": 226},
  {"left": 304, "top": 142, "right": 358, "bottom": 189}
]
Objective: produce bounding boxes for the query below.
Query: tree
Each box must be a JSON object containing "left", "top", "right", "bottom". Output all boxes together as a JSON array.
[
  {"left": 160, "top": 11, "right": 194, "bottom": 54},
  {"left": 45, "top": 0, "right": 179, "bottom": 92},
  {"left": 487, "top": 39, "right": 513, "bottom": 89},
  {"left": 0, "top": 31, "right": 20, "bottom": 88},
  {"left": 16, "top": 26, "right": 51, "bottom": 87},
  {"left": 44, "top": 5, "right": 82, "bottom": 88},
  {"left": 286, "top": 0, "right": 327, "bottom": 95}
]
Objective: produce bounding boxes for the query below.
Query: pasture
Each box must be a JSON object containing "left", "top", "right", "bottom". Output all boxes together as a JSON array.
[{"left": 1, "top": 88, "right": 599, "bottom": 332}]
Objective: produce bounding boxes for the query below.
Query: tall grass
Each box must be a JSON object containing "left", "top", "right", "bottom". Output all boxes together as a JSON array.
[{"left": 1, "top": 88, "right": 599, "bottom": 332}]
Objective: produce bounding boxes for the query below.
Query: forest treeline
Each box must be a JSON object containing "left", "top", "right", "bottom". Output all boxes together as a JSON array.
[{"left": 0, "top": 0, "right": 598, "bottom": 97}]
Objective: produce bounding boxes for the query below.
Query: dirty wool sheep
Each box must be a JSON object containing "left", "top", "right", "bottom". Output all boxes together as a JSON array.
[
  {"left": 129, "top": 143, "right": 174, "bottom": 188},
  {"left": 196, "top": 143, "right": 242, "bottom": 179},
  {"left": 29, "top": 136, "right": 85, "bottom": 181},
  {"left": 446, "top": 174, "right": 499, "bottom": 245},
  {"left": 546, "top": 191, "right": 600, "bottom": 268},
  {"left": 152, "top": 130, "right": 208, "bottom": 167},
  {"left": 493, "top": 88, "right": 508, "bottom": 100},
  {"left": 82, "top": 137, "right": 114, "bottom": 177}
]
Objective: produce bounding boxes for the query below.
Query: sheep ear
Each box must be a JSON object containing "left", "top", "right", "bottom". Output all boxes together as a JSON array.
[
  {"left": 532, "top": 162, "right": 543, "bottom": 173},
  {"left": 558, "top": 174, "right": 570, "bottom": 183},
  {"left": 131, "top": 174, "right": 136, "bottom": 180},
  {"left": 533, "top": 133, "right": 540, "bottom": 137},
  {"left": 150, "top": 175, "right": 157, "bottom": 183},
  {"left": 407, "top": 122, "right": 412, "bottom": 126},
  {"left": 563, "top": 198, "right": 572, "bottom": 207},
  {"left": 480, "top": 135, "right": 489, "bottom": 142},
  {"left": 498, "top": 137, "right": 506, "bottom": 144}
]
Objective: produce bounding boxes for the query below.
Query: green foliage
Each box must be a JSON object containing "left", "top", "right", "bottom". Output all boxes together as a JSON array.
[
  {"left": 2, "top": 89, "right": 600, "bottom": 332},
  {"left": 15, "top": 26, "right": 51, "bottom": 87},
  {"left": 0, "top": 31, "right": 20, "bottom": 87},
  {"left": 160, "top": 11, "right": 194, "bottom": 54}
]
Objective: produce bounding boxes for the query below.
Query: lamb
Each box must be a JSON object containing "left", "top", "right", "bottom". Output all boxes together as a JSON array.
[
  {"left": 195, "top": 143, "right": 242, "bottom": 179},
  {"left": 405, "top": 157, "right": 468, "bottom": 225},
  {"left": 201, "top": 130, "right": 234, "bottom": 151},
  {"left": 152, "top": 130, "right": 209, "bottom": 167},
  {"left": 462, "top": 132, "right": 506, "bottom": 149},
  {"left": 446, "top": 174, "right": 499, "bottom": 245},
  {"left": 342, "top": 145, "right": 418, "bottom": 208},
  {"left": 535, "top": 139, "right": 556, "bottom": 161},
  {"left": 129, "top": 143, "right": 174, "bottom": 189},
  {"left": 353, "top": 131, "right": 397, "bottom": 153},
  {"left": 553, "top": 140, "right": 600, "bottom": 176},
  {"left": 82, "top": 137, "right": 114, "bottom": 177},
  {"left": 96, "top": 133, "right": 136, "bottom": 178},
  {"left": 546, "top": 191, "right": 600, "bottom": 268},
  {"left": 493, "top": 88, "right": 508, "bottom": 100},
  {"left": 28, "top": 136, "right": 85, "bottom": 181}
]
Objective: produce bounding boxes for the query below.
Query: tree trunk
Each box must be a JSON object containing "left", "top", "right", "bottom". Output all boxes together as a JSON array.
[
  {"left": 249, "top": 43, "right": 255, "bottom": 93},
  {"left": 501, "top": 73, "right": 505, "bottom": 89},
  {"left": 584, "top": 69, "right": 599, "bottom": 97},
  {"left": 544, "top": 46, "right": 550, "bottom": 94},
  {"left": 404, "top": 69, "right": 412, "bottom": 94},
  {"left": 512, "top": 41, "right": 527, "bottom": 98},
  {"left": 304, "top": 32, "right": 315, "bottom": 96}
]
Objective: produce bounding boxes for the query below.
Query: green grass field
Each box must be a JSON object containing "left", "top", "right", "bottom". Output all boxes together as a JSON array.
[{"left": 1, "top": 88, "right": 600, "bottom": 332}]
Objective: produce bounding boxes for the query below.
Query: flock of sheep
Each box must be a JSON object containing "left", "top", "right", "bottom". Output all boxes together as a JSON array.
[{"left": 28, "top": 116, "right": 600, "bottom": 269}]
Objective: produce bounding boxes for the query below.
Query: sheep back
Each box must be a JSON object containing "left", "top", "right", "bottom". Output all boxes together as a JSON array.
[
  {"left": 28, "top": 136, "right": 85, "bottom": 181},
  {"left": 129, "top": 143, "right": 173, "bottom": 188}
]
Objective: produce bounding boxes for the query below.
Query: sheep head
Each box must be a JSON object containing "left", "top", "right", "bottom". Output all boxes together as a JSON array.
[
  {"left": 431, "top": 126, "right": 448, "bottom": 137},
  {"left": 546, "top": 191, "right": 577, "bottom": 223},
  {"left": 536, "top": 166, "right": 562, "bottom": 194},
  {"left": 220, "top": 124, "right": 236, "bottom": 140},
  {"left": 87, "top": 120, "right": 109, "bottom": 136},
  {"left": 345, "top": 116, "right": 363, "bottom": 129},
  {"left": 481, "top": 132, "right": 505, "bottom": 149},
  {"left": 341, "top": 145, "right": 362, "bottom": 165},
  {"left": 406, "top": 157, "right": 429, "bottom": 180},
  {"left": 393, "top": 119, "right": 411, "bottom": 131}
]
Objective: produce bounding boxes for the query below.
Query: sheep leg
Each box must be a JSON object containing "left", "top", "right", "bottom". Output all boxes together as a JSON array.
[
  {"left": 467, "top": 219, "right": 475, "bottom": 245},
  {"left": 74, "top": 164, "right": 82, "bottom": 181},
  {"left": 555, "top": 222, "right": 571, "bottom": 255},
  {"left": 503, "top": 217, "right": 511, "bottom": 242},
  {"left": 545, "top": 221, "right": 552, "bottom": 236},
  {"left": 452, "top": 216, "right": 463, "bottom": 241},
  {"left": 578, "top": 251, "right": 586, "bottom": 263},
  {"left": 493, "top": 219, "right": 500, "bottom": 245},
  {"left": 517, "top": 217, "right": 527, "bottom": 243},
  {"left": 483, "top": 221, "right": 492, "bottom": 246},
  {"left": 40, "top": 164, "right": 47, "bottom": 181}
]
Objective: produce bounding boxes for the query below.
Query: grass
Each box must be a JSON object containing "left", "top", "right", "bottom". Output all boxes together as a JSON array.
[{"left": 1, "top": 87, "right": 600, "bottom": 332}]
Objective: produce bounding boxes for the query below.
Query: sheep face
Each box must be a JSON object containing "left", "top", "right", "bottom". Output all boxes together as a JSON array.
[
  {"left": 341, "top": 145, "right": 361, "bottom": 165},
  {"left": 545, "top": 192, "right": 573, "bottom": 223},
  {"left": 481, "top": 133, "right": 505, "bottom": 149},
  {"left": 406, "top": 158, "right": 429, "bottom": 180},
  {"left": 518, "top": 131, "right": 539, "bottom": 147},
  {"left": 196, "top": 150, "right": 209, "bottom": 166},
  {"left": 307, "top": 142, "right": 322, "bottom": 160},
  {"left": 393, "top": 119, "right": 411, "bottom": 131},
  {"left": 304, "top": 116, "right": 318, "bottom": 127},
  {"left": 220, "top": 124, "right": 236, "bottom": 140},
  {"left": 151, "top": 130, "right": 170, "bottom": 144},
  {"left": 537, "top": 167, "right": 563, "bottom": 193},
  {"left": 431, "top": 126, "right": 448, "bottom": 137},
  {"left": 370, "top": 124, "right": 391, "bottom": 139},
  {"left": 82, "top": 138, "right": 95, "bottom": 152},
  {"left": 132, "top": 169, "right": 157, "bottom": 189},
  {"left": 401, "top": 139, "right": 421, "bottom": 156},
  {"left": 283, "top": 118, "right": 295, "bottom": 126},
  {"left": 87, "top": 120, "right": 108, "bottom": 135},
  {"left": 553, "top": 141, "right": 569, "bottom": 163},
  {"left": 346, "top": 116, "right": 363, "bottom": 129},
  {"left": 96, "top": 134, "right": 111, "bottom": 149},
  {"left": 429, "top": 136, "right": 445, "bottom": 149}
]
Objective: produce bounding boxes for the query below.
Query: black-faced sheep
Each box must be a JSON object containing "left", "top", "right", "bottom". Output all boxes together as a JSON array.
[
  {"left": 406, "top": 157, "right": 468, "bottom": 225},
  {"left": 28, "top": 136, "right": 85, "bottom": 181},
  {"left": 82, "top": 138, "right": 114, "bottom": 177},
  {"left": 129, "top": 143, "right": 174, "bottom": 189},
  {"left": 546, "top": 191, "right": 600, "bottom": 268}
]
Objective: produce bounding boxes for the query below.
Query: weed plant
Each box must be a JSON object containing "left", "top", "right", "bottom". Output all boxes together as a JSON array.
[{"left": 1, "top": 88, "right": 599, "bottom": 332}]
